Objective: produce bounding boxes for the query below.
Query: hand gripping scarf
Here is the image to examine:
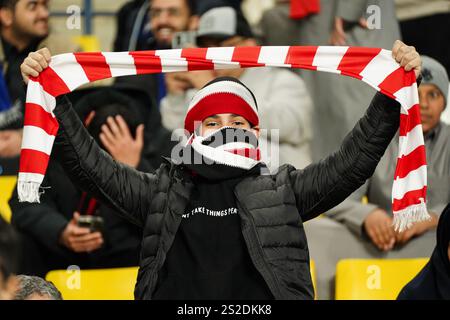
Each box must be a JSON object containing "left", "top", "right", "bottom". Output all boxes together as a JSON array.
[{"left": 18, "top": 46, "right": 428, "bottom": 231}]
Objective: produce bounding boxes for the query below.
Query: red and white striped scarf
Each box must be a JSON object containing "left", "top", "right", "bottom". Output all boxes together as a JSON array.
[{"left": 18, "top": 46, "right": 428, "bottom": 231}]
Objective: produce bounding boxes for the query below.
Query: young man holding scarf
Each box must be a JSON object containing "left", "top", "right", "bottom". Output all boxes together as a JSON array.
[{"left": 20, "top": 40, "right": 421, "bottom": 300}]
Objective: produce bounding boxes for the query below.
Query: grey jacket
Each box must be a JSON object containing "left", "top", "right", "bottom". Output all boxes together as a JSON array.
[{"left": 52, "top": 92, "right": 400, "bottom": 300}]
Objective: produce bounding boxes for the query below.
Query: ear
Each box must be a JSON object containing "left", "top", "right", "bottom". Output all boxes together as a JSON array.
[
  {"left": 0, "top": 8, "right": 14, "bottom": 28},
  {"left": 188, "top": 15, "right": 199, "bottom": 31}
]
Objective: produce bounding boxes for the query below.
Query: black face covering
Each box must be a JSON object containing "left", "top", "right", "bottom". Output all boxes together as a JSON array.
[
  {"left": 180, "top": 127, "right": 263, "bottom": 180},
  {"left": 398, "top": 205, "right": 450, "bottom": 300}
]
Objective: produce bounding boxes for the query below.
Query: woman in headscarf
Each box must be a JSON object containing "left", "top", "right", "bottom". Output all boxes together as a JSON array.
[{"left": 398, "top": 204, "right": 450, "bottom": 299}]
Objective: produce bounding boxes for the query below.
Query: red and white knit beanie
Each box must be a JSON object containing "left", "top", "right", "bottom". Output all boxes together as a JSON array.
[{"left": 184, "top": 77, "right": 259, "bottom": 133}]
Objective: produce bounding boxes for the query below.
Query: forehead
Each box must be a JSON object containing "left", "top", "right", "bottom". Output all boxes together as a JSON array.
[
  {"left": 151, "top": 0, "right": 186, "bottom": 8},
  {"left": 419, "top": 83, "right": 441, "bottom": 93},
  {"left": 203, "top": 113, "right": 245, "bottom": 120},
  {"left": 19, "top": 0, "right": 48, "bottom": 5}
]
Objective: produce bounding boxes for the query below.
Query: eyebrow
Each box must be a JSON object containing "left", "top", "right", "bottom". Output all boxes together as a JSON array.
[{"left": 204, "top": 114, "right": 245, "bottom": 121}]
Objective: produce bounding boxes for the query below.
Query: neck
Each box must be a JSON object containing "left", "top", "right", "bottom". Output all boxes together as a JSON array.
[{"left": 1, "top": 28, "right": 33, "bottom": 52}]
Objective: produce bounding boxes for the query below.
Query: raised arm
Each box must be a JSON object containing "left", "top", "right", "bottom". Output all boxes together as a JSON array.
[
  {"left": 290, "top": 40, "right": 421, "bottom": 222},
  {"left": 291, "top": 91, "right": 400, "bottom": 222}
]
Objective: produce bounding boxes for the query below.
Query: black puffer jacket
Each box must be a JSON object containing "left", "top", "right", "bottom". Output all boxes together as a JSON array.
[{"left": 53, "top": 92, "right": 400, "bottom": 300}]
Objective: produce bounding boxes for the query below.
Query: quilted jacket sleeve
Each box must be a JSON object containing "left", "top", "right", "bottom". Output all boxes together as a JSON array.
[{"left": 290, "top": 92, "right": 400, "bottom": 222}]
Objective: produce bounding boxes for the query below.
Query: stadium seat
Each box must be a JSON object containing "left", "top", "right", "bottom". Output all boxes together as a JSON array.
[
  {"left": 46, "top": 267, "right": 138, "bottom": 300},
  {"left": 335, "top": 258, "right": 429, "bottom": 300},
  {"left": 0, "top": 175, "right": 17, "bottom": 222}
]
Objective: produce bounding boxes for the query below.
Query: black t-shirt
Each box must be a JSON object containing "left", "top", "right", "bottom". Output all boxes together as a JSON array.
[{"left": 153, "top": 170, "right": 273, "bottom": 300}]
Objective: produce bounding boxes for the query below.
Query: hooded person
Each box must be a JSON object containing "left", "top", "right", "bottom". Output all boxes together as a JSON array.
[
  {"left": 398, "top": 203, "right": 450, "bottom": 300},
  {"left": 176, "top": 76, "right": 266, "bottom": 180},
  {"left": 19, "top": 41, "right": 422, "bottom": 299}
]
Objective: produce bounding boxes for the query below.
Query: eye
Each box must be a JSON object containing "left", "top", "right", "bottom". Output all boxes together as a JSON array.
[
  {"left": 429, "top": 91, "right": 441, "bottom": 99},
  {"left": 206, "top": 122, "right": 218, "bottom": 127},
  {"left": 232, "top": 121, "right": 245, "bottom": 126}
]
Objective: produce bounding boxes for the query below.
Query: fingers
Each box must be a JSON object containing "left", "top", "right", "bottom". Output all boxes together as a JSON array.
[
  {"left": 99, "top": 132, "right": 114, "bottom": 153},
  {"left": 21, "top": 62, "right": 39, "bottom": 78},
  {"left": 71, "top": 237, "right": 104, "bottom": 253},
  {"left": 135, "top": 124, "right": 145, "bottom": 147},
  {"left": 405, "top": 56, "right": 421, "bottom": 73},
  {"left": 115, "top": 115, "right": 132, "bottom": 138},
  {"left": 70, "top": 232, "right": 102, "bottom": 244},
  {"left": 37, "top": 47, "right": 51, "bottom": 63},
  {"left": 20, "top": 48, "right": 51, "bottom": 84},
  {"left": 379, "top": 224, "right": 395, "bottom": 251},
  {"left": 84, "top": 111, "right": 95, "bottom": 127},
  {"left": 367, "top": 227, "right": 382, "bottom": 249},
  {"left": 333, "top": 17, "right": 347, "bottom": 46},
  {"left": 391, "top": 40, "right": 404, "bottom": 58},
  {"left": 100, "top": 122, "right": 117, "bottom": 148},
  {"left": 71, "top": 225, "right": 91, "bottom": 236},
  {"left": 335, "top": 17, "right": 345, "bottom": 35},
  {"left": 106, "top": 116, "right": 122, "bottom": 137},
  {"left": 400, "top": 51, "right": 418, "bottom": 71},
  {"left": 392, "top": 40, "right": 421, "bottom": 78},
  {"left": 29, "top": 51, "right": 49, "bottom": 69},
  {"left": 365, "top": 210, "right": 396, "bottom": 251},
  {"left": 359, "top": 17, "right": 368, "bottom": 29},
  {"left": 68, "top": 232, "right": 103, "bottom": 253},
  {"left": 396, "top": 230, "right": 413, "bottom": 245},
  {"left": 396, "top": 223, "right": 421, "bottom": 245},
  {"left": 69, "top": 211, "right": 81, "bottom": 226}
]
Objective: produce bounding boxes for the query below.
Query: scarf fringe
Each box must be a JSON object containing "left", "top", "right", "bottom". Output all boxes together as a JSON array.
[
  {"left": 18, "top": 181, "right": 41, "bottom": 203},
  {"left": 393, "top": 201, "right": 430, "bottom": 232}
]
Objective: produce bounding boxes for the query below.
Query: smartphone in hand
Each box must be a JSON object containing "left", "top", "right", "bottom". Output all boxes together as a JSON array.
[{"left": 77, "top": 215, "right": 104, "bottom": 233}]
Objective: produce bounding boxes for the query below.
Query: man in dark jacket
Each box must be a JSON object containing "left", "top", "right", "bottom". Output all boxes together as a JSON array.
[
  {"left": 8, "top": 87, "right": 166, "bottom": 277},
  {"left": 19, "top": 40, "right": 422, "bottom": 299}
]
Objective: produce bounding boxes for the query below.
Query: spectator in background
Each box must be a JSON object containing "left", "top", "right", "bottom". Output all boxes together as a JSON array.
[
  {"left": 14, "top": 275, "right": 62, "bottom": 300},
  {"left": 396, "top": 0, "right": 450, "bottom": 77},
  {"left": 323, "top": 56, "right": 450, "bottom": 251},
  {"left": 305, "top": 56, "right": 450, "bottom": 299},
  {"left": 397, "top": 202, "right": 450, "bottom": 300},
  {"left": 161, "top": 6, "right": 313, "bottom": 170},
  {"left": 8, "top": 87, "right": 153, "bottom": 277},
  {"left": 0, "top": 215, "right": 19, "bottom": 300},
  {"left": 114, "top": 0, "right": 151, "bottom": 52},
  {"left": 0, "top": 0, "right": 77, "bottom": 174},
  {"left": 258, "top": 0, "right": 300, "bottom": 46},
  {"left": 259, "top": 0, "right": 400, "bottom": 164},
  {"left": 114, "top": 0, "right": 199, "bottom": 107},
  {"left": 197, "top": 0, "right": 243, "bottom": 15}
]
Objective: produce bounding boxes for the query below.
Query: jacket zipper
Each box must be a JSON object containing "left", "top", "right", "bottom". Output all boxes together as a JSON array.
[{"left": 235, "top": 192, "right": 283, "bottom": 299}]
